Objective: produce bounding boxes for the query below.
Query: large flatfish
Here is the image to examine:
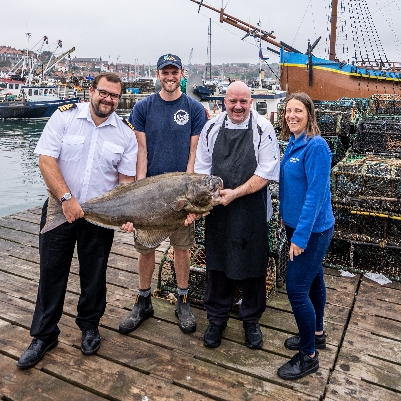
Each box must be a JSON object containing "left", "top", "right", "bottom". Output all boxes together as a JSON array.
[{"left": 41, "top": 172, "right": 223, "bottom": 248}]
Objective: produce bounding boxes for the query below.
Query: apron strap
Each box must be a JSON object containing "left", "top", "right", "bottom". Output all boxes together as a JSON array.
[{"left": 206, "top": 123, "right": 216, "bottom": 152}]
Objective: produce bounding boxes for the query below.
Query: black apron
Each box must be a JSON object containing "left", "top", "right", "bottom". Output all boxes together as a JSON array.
[{"left": 205, "top": 113, "right": 269, "bottom": 280}]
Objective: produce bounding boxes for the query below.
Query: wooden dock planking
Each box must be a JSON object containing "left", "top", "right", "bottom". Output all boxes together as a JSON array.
[{"left": 1, "top": 208, "right": 401, "bottom": 400}]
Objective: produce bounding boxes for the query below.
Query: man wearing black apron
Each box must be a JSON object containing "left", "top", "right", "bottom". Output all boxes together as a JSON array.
[{"left": 193, "top": 81, "right": 280, "bottom": 349}]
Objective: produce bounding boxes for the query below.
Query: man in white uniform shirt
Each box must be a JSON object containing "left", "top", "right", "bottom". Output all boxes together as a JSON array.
[
  {"left": 17, "top": 73, "right": 138, "bottom": 369},
  {"left": 192, "top": 81, "right": 280, "bottom": 349}
]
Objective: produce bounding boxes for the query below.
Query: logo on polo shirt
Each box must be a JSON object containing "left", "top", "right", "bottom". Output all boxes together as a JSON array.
[
  {"left": 174, "top": 109, "right": 189, "bottom": 126},
  {"left": 290, "top": 157, "right": 299, "bottom": 163}
]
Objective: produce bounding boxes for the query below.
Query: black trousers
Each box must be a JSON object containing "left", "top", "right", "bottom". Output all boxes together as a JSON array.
[
  {"left": 204, "top": 270, "right": 267, "bottom": 326},
  {"left": 30, "top": 200, "right": 114, "bottom": 342}
]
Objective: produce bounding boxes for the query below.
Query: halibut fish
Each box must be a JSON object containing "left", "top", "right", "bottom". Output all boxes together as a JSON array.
[{"left": 41, "top": 172, "right": 223, "bottom": 248}]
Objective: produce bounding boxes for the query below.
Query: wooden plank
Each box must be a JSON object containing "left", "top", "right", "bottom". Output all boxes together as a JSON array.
[
  {"left": 349, "top": 311, "right": 401, "bottom": 341},
  {"left": 0, "top": 314, "right": 319, "bottom": 401},
  {"left": 268, "top": 288, "right": 354, "bottom": 310},
  {"left": 266, "top": 292, "right": 351, "bottom": 327},
  {"left": 0, "top": 216, "right": 40, "bottom": 235},
  {"left": 326, "top": 371, "right": 401, "bottom": 401},
  {"left": 0, "top": 325, "right": 211, "bottom": 401},
  {"left": 357, "top": 279, "right": 401, "bottom": 305},
  {"left": 98, "top": 328, "right": 317, "bottom": 401},
  {"left": 0, "top": 354, "right": 104, "bottom": 401},
  {"left": 0, "top": 318, "right": 11, "bottom": 329},
  {"left": 101, "top": 301, "right": 330, "bottom": 399},
  {"left": 279, "top": 272, "right": 360, "bottom": 293},
  {"left": 340, "top": 329, "right": 401, "bottom": 370},
  {"left": 333, "top": 321, "right": 401, "bottom": 395},
  {"left": 0, "top": 226, "right": 38, "bottom": 247},
  {"left": 334, "top": 354, "right": 401, "bottom": 393},
  {"left": 353, "top": 295, "right": 401, "bottom": 323},
  {"left": 0, "top": 238, "right": 40, "bottom": 264}
]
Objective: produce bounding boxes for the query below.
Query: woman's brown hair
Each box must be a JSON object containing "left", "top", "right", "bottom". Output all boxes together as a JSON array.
[{"left": 279, "top": 92, "right": 321, "bottom": 140}]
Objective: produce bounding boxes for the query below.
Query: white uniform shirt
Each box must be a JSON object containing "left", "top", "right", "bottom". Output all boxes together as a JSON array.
[
  {"left": 34, "top": 103, "right": 138, "bottom": 203},
  {"left": 195, "top": 109, "right": 280, "bottom": 219}
]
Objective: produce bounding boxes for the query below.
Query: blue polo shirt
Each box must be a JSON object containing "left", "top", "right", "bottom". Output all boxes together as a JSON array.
[{"left": 279, "top": 132, "right": 335, "bottom": 249}]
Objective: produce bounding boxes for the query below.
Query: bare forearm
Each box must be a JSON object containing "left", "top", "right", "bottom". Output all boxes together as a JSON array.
[
  {"left": 135, "top": 130, "right": 147, "bottom": 180},
  {"left": 136, "top": 149, "right": 147, "bottom": 180},
  {"left": 234, "top": 175, "right": 269, "bottom": 198},
  {"left": 220, "top": 175, "right": 269, "bottom": 206},
  {"left": 186, "top": 135, "right": 200, "bottom": 173},
  {"left": 39, "top": 155, "right": 70, "bottom": 199},
  {"left": 118, "top": 173, "right": 135, "bottom": 184}
]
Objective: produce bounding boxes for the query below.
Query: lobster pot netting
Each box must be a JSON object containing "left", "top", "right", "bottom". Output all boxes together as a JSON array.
[
  {"left": 323, "top": 238, "right": 401, "bottom": 280},
  {"left": 368, "top": 94, "right": 401, "bottom": 116},
  {"left": 333, "top": 204, "right": 401, "bottom": 247},
  {"left": 331, "top": 154, "right": 401, "bottom": 212},
  {"left": 353, "top": 117, "right": 401, "bottom": 155}
]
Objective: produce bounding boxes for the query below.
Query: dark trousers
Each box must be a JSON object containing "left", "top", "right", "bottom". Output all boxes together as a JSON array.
[
  {"left": 285, "top": 225, "right": 334, "bottom": 355},
  {"left": 204, "top": 270, "right": 266, "bottom": 326},
  {"left": 30, "top": 200, "right": 114, "bottom": 342}
]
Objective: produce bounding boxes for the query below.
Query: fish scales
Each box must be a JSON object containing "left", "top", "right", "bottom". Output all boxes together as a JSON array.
[{"left": 41, "top": 172, "right": 223, "bottom": 248}]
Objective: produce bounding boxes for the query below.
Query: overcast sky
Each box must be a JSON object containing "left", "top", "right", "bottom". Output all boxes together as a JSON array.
[{"left": 1, "top": 0, "right": 400, "bottom": 67}]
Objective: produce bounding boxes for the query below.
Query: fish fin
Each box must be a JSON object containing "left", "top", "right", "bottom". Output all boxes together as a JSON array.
[
  {"left": 40, "top": 190, "right": 67, "bottom": 234},
  {"left": 169, "top": 198, "right": 188, "bottom": 211},
  {"left": 135, "top": 227, "right": 179, "bottom": 249}
]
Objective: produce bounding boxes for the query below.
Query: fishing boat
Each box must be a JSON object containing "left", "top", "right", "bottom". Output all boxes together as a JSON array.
[
  {"left": 0, "top": 97, "right": 80, "bottom": 119},
  {"left": 190, "top": 0, "right": 401, "bottom": 101},
  {"left": 0, "top": 36, "right": 79, "bottom": 118}
]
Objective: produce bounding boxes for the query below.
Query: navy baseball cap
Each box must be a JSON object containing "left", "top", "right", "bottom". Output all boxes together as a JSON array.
[{"left": 157, "top": 54, "right": 182, "bottom": 70}]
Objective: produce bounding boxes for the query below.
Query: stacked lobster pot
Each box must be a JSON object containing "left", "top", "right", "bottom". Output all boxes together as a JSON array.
[
  {"left": 313, "top": 98, "right": 367, "bottom": 167},
  {"left": 326, "top": 99, "right": 401, "bottom": 280},
  {"left": 157, "top": 214, "right": 278, "bottom": 308}
]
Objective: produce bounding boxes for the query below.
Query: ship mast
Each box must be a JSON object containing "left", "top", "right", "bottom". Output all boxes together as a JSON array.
[
  {"left": 329, "top": 0, "right": 338, "bottom": 61},
  {"left": 190, "top": 0, "right": 289, "bottom": 51}
]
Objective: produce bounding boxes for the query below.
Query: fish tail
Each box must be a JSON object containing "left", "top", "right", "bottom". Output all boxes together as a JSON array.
[{"left": 40, "top": 190, "right": 67, "bottom": 234}]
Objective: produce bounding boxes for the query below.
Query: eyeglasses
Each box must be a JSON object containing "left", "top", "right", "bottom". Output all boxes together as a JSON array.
[{"left": 95, "top": 88, "right": 121, "bottom": 100}]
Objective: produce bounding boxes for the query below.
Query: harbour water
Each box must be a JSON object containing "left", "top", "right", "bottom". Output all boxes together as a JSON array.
[{"left": 0, "top": 110, "right": 131, "bottom": 218}]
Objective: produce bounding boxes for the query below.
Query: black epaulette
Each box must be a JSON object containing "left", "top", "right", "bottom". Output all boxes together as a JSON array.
[
  {"left": 58, "top": 103, "right": 77, "bottom": 112},
  {"left": 123, "top": 118, "right": 135, "bottom": 131}
]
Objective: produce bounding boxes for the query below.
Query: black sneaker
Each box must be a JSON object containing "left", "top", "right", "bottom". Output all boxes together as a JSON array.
[
  {"left": 17, "top": 338, "right": 58, "bottom": 369},
  {"left": 175, "top": 294, "right": 196, "bottom": 334},
  {"left": 284, "top": 332, "right": 326, "bottom": 350},
  {"left": 203, "top": 322, "right": 227, "bottom": 348},
  {"left": 243, "top": 322, "right": 263, "bottom": 349},
  {"left": 277, "top": 350, "right": 319, "bottom": 380},
  {"left": 118, "top": 294, "right": 154, "bottom": 334}
]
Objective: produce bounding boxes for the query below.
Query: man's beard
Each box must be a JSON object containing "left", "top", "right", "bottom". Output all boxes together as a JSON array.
[
  {"left": 160, "top": 80, "right": 180, "bottom": 93},
  {"left": 91, "top": 98, "right": 116, "bottom": 118}
]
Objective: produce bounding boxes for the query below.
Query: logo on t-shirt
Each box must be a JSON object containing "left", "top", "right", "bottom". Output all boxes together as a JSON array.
[{"left": 174, "top": 109, "right": 189, "bottom": 126}]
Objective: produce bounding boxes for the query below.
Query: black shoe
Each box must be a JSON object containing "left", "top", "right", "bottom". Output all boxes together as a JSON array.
[
  {"left": 277, "top": 350, "right": 319, "bottom": 380},
  {"left": 17, "top": 338, "right": 58, "bottom": 369},
  {"left": 81, "top": 328, "right": 101, "bottom": 355},
  {"left": 203, "top": 322, "right": 227, "bottom": 348},
  {"left": 175, "top": 294, "right": 196, "bottom": 334},
  {"left": 243, "top": 322, "right": 263, "bottom": 349},
  {"left": 118, "top": 294, "right": 154, "bottom": 335},
  {"left": 284, "top": 332, "right": 326, "bottom": 350}
]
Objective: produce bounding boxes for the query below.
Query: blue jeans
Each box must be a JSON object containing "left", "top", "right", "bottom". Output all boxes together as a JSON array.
[{"left": 285, "top": 225, "right": 334, "bottom": 355}]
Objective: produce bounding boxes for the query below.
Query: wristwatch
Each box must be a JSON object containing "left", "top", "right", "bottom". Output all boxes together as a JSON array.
[{"left": 60, "top": 192, "right": 72, "bottom": 203}]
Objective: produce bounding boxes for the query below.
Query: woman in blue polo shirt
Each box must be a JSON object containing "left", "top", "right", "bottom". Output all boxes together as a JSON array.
[{"left": 277, "top": 92, "right": 335, "bottom": 381}]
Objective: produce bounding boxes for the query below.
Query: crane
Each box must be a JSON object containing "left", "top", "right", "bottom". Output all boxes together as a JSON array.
[{"left": 32, "top": 47, "right": 75, "bottom": 78}]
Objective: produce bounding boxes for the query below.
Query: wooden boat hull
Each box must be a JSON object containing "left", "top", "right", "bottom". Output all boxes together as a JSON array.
[{"left": 280, "top": 49, "right": 401, "bottom": 101}]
